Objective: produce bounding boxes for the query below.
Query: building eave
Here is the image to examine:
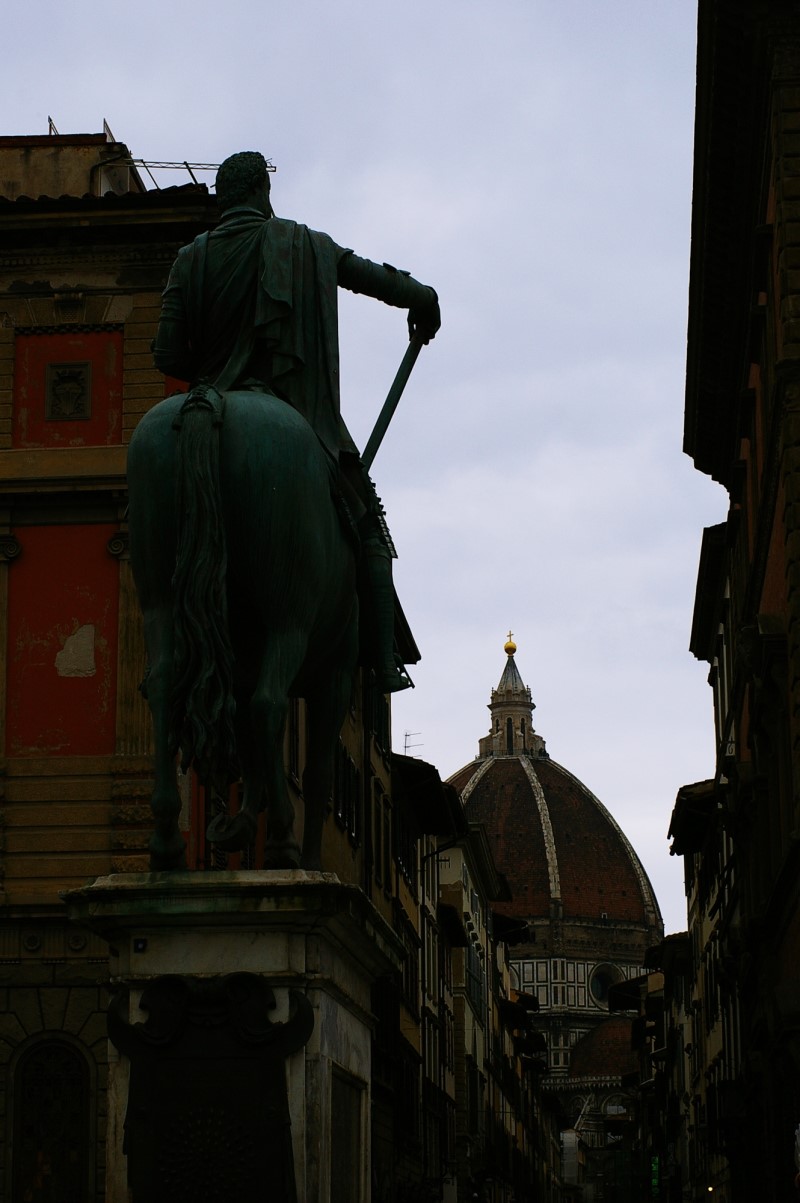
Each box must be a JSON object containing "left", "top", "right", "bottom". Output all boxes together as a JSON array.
[
  {"left": 689, "top": 523, "right": 728, "bottom": 662},
  {"left": 684, "top": 0, "right": 772, "bottom": 486}
]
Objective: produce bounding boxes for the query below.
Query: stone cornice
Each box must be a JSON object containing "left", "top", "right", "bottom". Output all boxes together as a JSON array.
[
  {"left": 0, "top": 445, "right": 127, "bottom": 493},
  {"left": 0, "top": 246, "right": 177, "bottom": 273},
  {"left": 64, "top": 869, "right": 407, "bottom": 980}
]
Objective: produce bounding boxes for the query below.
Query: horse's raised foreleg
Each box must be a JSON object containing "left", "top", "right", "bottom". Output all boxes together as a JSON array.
[{"left": 143, "top": 606, "right": 187, "bottom": 871}]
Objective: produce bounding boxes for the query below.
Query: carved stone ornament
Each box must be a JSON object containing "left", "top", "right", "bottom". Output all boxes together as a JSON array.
[
  {"left": 45, "top": 361, "right": 91, "bottom": 420},
  {"left": 108, "top": 974, "right": 313, "bottom": 1203},
  {"left": 0, "top": 534, "right": 21, "bottom": 561},
  {"left": 107, "top": 531, "right": 129, "bottom": 558}
]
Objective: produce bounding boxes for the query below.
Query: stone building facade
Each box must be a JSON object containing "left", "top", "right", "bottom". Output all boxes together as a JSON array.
[
  {"left": 663, "top": 3, "right": 800, "bottom": 1199},
  {"left": 0, "top": 130, "right": 220, "bottom": 1202}
]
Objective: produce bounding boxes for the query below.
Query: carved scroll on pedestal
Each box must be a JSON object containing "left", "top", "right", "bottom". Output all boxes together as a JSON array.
[{"left": 108, "top": 974, "right": 313, "bottom": 1203}]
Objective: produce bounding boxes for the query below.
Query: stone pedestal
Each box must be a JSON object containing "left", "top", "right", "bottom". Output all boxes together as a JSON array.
[{"left": 65, "top": 871, "right": 403, "bottom": 1203}]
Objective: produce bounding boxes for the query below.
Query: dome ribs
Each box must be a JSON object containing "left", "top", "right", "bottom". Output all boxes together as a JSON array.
[
  {"left": 461, "top": 758, "right": 551, "bottom": 918},
  {"left": 536, "top": 759, "right": 644, "bottom": 924},
  {"left": 453, "top": 755, "right": 662, "bottom": 934}
]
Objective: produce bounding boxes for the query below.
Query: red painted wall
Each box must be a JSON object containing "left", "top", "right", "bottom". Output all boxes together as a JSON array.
[
  {"left": 5, "top": 524, "right": 119, "bottom": 756},
  {"left": 13, "top": 331, "right": 123, "bottom": 448},
  {"left": 164, "top": 375, "right": 188, "bottom": 397}
]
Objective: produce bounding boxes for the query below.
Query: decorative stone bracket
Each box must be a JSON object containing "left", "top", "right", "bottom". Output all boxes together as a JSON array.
[{"left": 0, "top": 533, "right": 21, "bottom": 561}]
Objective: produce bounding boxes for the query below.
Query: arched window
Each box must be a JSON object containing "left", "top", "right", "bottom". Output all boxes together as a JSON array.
[
  {"left": 505, "top": 717, "right": 513, "bottom": 755},
  {"left": 520, "top": 717, "right": 526, "bottom": 750},
  {"left": 12, "top": 1038, "right": 91, "bottom": 1203}
]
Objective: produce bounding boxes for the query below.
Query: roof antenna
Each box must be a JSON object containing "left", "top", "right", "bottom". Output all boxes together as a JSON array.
[
  {"left": 47, "top": 116, "right": 59, "bottom": 136},
  {"left": 404, "top": 731, "right": 423, "bottom": 756}
]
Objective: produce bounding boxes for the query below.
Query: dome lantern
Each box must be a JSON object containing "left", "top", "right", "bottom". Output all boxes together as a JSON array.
[{"left": 478, "top": 635, "right": 545, "bottom": 759}]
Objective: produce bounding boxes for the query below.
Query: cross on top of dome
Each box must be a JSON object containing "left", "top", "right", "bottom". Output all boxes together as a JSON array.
[{"left": 496, "top": 634, "right": 530, "bottom": 699}]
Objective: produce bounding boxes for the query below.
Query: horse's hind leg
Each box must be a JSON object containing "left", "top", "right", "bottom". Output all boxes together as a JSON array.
[
  {"left": 302, "top": 623, "right": 358, "bottom": 871},
  {"left": 255, "top": 659, "right": 302, "bottom": 868},
  {"left": 301, "top": 696, "right": 339, "bottom": 873},
  {"left": 205, "top": 685, "right": 259, "bottom": 851},
  {"left": 143, "top": 605, "right": 187, "bottom": 871},
  {"left": 207, "top": 651, "right": 301, "bottom": 868}
]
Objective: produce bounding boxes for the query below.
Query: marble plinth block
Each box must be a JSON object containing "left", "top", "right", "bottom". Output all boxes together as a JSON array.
[{"left": 65, "top": 871, "right": 404, "bottom": 1203}]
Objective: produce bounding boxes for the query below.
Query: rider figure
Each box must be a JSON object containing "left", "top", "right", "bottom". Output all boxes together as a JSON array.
[{"left": 153, "top": 150, "right": 440, "bottom": 693}]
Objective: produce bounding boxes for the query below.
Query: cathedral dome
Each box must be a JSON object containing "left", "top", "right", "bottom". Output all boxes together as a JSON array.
[
  {"left": 448, "top": 640, "right": 662, "bottom": 942},
  {"left": 447, "top": 637, "right": 662, "bottom": 1124}
]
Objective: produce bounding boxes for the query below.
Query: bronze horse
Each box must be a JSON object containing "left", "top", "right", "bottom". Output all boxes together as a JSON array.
[{"left": 127, "top": 385, "right": 358, "bottom": 871}]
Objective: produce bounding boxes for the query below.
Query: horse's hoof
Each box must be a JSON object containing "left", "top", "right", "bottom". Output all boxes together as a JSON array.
[
  {"left": 206, "top": 811, "right": 257, "bottom": 852},
  {"left": 149, "top": 831, "right": 187, "bottom": 872},
  {"left": 264, "top": 853, "right": 302, "bottom": 870},
  {"left": 264, "top": 838, "right": 302, "bottom": 871}
]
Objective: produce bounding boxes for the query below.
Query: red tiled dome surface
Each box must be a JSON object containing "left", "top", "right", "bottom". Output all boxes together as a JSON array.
[
  {"left": 568, "top": 1016, "right": 637, "bottom": 1079},
  {"left": 451, "top": 758, "right": 553, "bottom": 918},
  {"left": 450, "top": 755, "right": 660, "bottom": 929}
]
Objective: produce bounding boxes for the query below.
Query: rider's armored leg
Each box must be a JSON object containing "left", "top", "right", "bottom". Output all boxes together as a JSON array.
[
  {"left": 361, "top": 530, "right": 413, "bottom": 694},
  {"left": 338, "top": 452, "right": 412, "bottom": 694}
]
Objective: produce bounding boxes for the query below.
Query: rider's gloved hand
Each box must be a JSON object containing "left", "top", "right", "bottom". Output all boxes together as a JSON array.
[{"left": 408, "top": 288, "right": 441, "bottom": 344}]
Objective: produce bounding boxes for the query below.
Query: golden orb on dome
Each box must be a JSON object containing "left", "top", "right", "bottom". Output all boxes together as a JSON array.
[{"left": 504, "top": 630, "right": 517, "bottom": 656}]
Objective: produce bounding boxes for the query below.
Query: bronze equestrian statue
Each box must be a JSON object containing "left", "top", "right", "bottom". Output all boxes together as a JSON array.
[{"left": 127, "top": 151, "right": 440, "bottom": 871}]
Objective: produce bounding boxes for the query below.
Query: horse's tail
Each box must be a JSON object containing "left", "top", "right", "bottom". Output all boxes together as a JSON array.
[{"left": 169, "top": 386, "right": 239, "bottom": 793}]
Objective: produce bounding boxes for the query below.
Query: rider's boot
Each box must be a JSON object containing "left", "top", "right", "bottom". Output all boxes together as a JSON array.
[{"left": 363, "top": 534, "right": 413, "bottom": 693}]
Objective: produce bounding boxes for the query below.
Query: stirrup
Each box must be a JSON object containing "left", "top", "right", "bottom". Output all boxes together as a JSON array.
[{"left": 379, "top": 662, "right": 414, "bottom": 693}]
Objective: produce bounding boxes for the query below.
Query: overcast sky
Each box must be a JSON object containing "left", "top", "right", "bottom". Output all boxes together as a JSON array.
[{"left": 5, "top": 0, "right": 723, "bottom": 934}]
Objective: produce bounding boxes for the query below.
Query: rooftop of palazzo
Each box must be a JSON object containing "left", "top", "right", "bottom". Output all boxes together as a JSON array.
[{"left": 0, "top": 124, "right": 217, "bottom": 206}]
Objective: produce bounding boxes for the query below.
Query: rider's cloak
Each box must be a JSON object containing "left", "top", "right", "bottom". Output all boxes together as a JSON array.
[{"left": 155, "top": 207, "right": 434, "bottom": 463}]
